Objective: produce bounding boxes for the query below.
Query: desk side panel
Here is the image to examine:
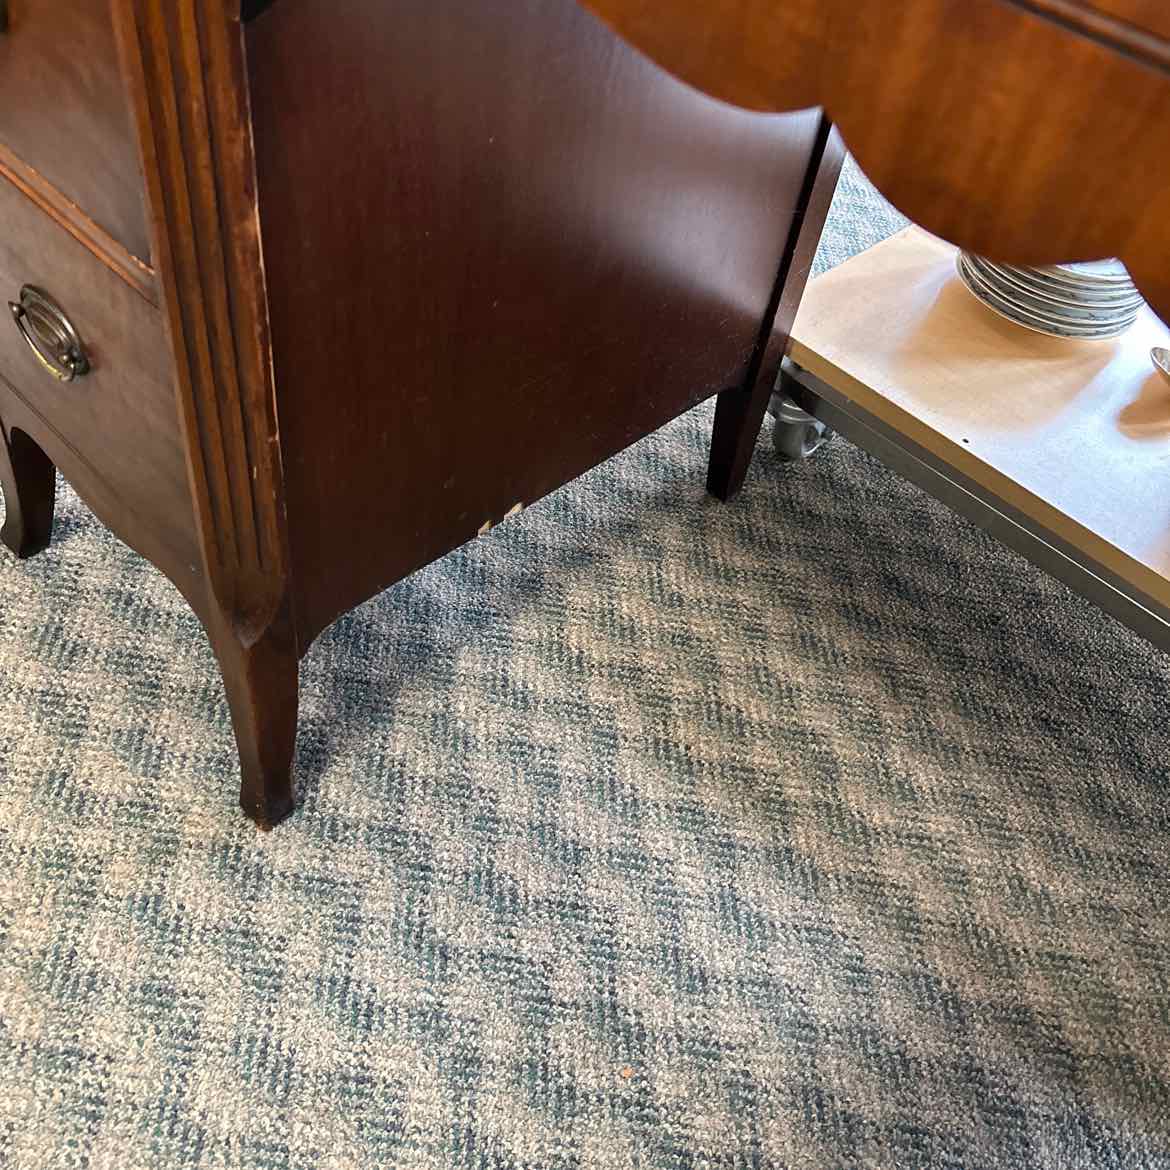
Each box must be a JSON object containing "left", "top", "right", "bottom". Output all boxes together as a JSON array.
[{"left": 246, "top": 0, "right": 824, "bottom": 645}]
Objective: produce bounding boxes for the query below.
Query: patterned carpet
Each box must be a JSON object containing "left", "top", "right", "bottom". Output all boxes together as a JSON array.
[{"left": 2, "top": 160, "right": 1170, "bottom": 1169}]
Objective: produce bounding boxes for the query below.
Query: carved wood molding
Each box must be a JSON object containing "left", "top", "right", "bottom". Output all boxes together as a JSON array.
[
  {"left": 579, "top": 0, "right": 1170, "bottom": 324},
  {"left": 112, "top": 0, "right": 292, "bottom": 643},
  {"left": 0, "top": 142, "right": 157, "bottom": 305}
]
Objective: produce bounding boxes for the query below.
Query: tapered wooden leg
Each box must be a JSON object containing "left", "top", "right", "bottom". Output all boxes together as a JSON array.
[
  {"left": 0, "top": 424, "right": 56, "bottom": 558},
  {"left": 211, "top": 616, "right": 300, "bottom": 829},
  {"left": 707, "top": 115, "right": 844, "bottom": 502},
  {"left": 706, "top": 381, "right": 776, "bottom": 502}
]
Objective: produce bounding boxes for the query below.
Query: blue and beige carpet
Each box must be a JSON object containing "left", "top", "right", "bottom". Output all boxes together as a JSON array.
[{"left": 1, "top": 161, "right": 1168, "bottom": 1168}]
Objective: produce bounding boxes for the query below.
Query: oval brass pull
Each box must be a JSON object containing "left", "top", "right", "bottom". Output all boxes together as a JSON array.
[{"left": 8, "top": 286, "right": 91, "bottom": 383}]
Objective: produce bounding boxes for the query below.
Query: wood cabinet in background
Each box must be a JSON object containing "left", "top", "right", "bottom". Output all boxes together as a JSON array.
[{"left": 577, "top": 0, "right": 1170, "bottom": 324}]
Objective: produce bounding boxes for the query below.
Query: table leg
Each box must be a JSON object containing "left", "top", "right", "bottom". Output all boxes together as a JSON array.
[
  {"left": 207, "top": 610, "right": 299, "bottom": 830},
  {"left": 707, "top": 115, "right": 844, "bottom": 500},
  {"left": 0, "top": 422, "right": 56, "bottom": 559}
]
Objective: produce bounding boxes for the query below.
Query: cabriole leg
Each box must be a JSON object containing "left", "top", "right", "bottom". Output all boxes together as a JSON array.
[{"left": 0, "top": 424, "right": 56, "bottom": 559}]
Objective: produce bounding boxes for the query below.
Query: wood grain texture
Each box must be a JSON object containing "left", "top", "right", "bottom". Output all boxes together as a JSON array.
[
  {"left": 0, "top": 0, "right": 152, "bottom": 261},
  {"left": 112, "top": 0, "right": 299, "bottom": 824},
  {"left": 707, "top": 118, "right": 844, "bottom": 500},
  {"left": 0, "top": 171, "right": 197, "bottom": 579},
  {"left": 0, "top": 143, "right": 157, "bottom": 304},
  {"left": 113, "top": 0, "right": 291, "bottom": 640},
  {"left": 1062, "top": 0, "right": 1170, "bottom": 42},
  {"left": 1016, "top": 0, "right": 1170, "bottom": 65},
  {"left": 245, "top": 0, "right": 827, "bottom": 649},
  {"left": 2, "top": 0, "right": 842, "bottom": 827},
  {"left": 577, "top": 0, "right": 1170, "bottom": 324}
]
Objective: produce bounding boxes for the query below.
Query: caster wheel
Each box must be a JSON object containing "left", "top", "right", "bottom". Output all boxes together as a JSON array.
[{"left": 769, "top": 394, "right": 834, "bottom": 462}]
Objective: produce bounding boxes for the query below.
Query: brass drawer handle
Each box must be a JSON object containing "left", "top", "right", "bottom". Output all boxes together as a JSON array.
[{"left": 8, "top": 286, "right": 91, "bottom": 383}]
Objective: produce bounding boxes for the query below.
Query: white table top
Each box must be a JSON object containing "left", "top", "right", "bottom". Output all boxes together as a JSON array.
[{"left": 789, "top": 227, "right": 1170, "bottom": 608}]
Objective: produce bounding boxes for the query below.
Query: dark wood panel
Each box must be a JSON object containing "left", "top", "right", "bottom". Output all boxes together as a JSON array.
[
  {"left": 113, "top": 0, "right": 299, "bottom": 826},
  {"left": 576, "top": 0, "right": 1170, "bottom": 325},
  {"left": 0, "top": 0, "right": 152, "bottom": 262},
  {"left": 246, "top": 0, "right": 824, "bottom": 648},
  {"left": 0, "top": 175, "right": 197, "bottom": 577},
  {"left": 708, "top": 121, "right": 844, "bottom": 501},
  {"left": 0, "top": 142, "right": 156, "bottom": 303}
]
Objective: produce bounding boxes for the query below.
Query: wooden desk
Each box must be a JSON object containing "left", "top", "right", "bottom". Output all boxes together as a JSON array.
[
  {"left": 0, "top": 1, "right": 842, "bottom": 825},
  {"left": 5, "top": 0, "right": 1169, "bottom": 827},
  {"left": 580, "top": 0, "right": 1170, "bottom": 326}
]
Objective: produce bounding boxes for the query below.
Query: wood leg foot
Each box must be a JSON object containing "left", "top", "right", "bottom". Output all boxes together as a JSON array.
[
  {"left": 708, "top": 117, "right": 844, "bottom": 502},
  {"left": 211, "top": 617, "right": 300, "bottom": 829},
  {"left": 0, "top": 425, "right": 56, "bottom": 559},
  {"left": 706, "top": 380, "right": 774, "bottom": 502}
]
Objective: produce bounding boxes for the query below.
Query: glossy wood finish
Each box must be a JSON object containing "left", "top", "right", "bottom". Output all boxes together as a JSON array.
[
  {"left": 209, "top": 601, "right": 299, "bottom": 829},
  {"left": 17, "top": 0, "right": 1167, "bottom": 827},
  {"left": 21, "top": 0, "right": 834, "bottom": 824},
  {"left": 708, "top": 122, "right": 844, "bottom": 500},
  {"left": 0, "top": 142, "right": 156, "bottom": 304},
  {"left": 0, "top": 0, "right": 151, "bottom": 262},
  {"left": 0, "top": 419, "right": 54, "bottom": 559},
  {"left": 578, "top": 0, "right": 1170, "bottom": 326},
  {"left": 116, "top": 0, "right": 290, "bottom": 622},
  {"left": 1061, "top": 0, "right": 1170, "bottom": 42},
  {"left": 113, "top": 0, "right": 296, "bottom": 827},
  {"left": 0, "top": 172, "right": 195, "bottom": 576},
  {"left": 245, "top": 0, "right": 827, "bottom": 650}
]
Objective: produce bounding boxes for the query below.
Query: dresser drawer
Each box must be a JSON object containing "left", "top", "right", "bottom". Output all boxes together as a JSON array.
[
  {"left": 0, "top": 0, "right": 151, "bottom": 261},
  {"left": 0, "top": 175, "right": 195, "bottom": 566}
]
